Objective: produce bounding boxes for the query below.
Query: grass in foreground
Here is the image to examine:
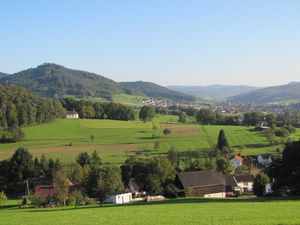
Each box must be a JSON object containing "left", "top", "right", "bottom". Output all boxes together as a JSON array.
[{"left": 1, "top": 198, "right": 300, "bottom": 225}]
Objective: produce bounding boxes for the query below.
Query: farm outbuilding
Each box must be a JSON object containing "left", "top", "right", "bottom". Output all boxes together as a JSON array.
[{"left": 105, "top": 192, "right": 133, "bottom": 204}]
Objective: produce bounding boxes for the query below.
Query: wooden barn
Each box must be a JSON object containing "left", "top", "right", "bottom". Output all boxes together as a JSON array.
[{"left": 175, "top": 170, "right": 226, "bottom": 198}]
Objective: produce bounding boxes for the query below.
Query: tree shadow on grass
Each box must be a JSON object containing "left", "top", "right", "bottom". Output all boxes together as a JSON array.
[{"left": 25, "top": 197, "right": 300, "bottom": 213}]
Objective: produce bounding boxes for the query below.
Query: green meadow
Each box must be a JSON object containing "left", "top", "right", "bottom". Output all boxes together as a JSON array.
[
  {"left": 0, "top": 115, "right": 298, "bottom": 163},
  {"left": 1, "top": 198, "right": 300, "bottom": 225}
]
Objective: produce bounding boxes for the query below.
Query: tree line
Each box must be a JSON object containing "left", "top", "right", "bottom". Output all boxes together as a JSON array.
[{"left": 61, "top": 98, "right": 135, "bottom": 121}]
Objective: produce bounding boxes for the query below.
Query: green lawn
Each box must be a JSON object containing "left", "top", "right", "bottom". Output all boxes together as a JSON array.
[
  {"left": 0, "top": 117, "right": 298, "bottom": 163},
  {"left": 1, "top": 198, "right": 300, "bottom": 225}
]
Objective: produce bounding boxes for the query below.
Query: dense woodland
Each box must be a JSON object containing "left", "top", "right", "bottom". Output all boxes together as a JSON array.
[{"left": 0, "top": 85, "right": 66, "bottom": 142}]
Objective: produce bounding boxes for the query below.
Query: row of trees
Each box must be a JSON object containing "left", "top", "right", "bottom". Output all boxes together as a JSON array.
[{"left": 61, "top": 98, "right": 135, "bottom": 121}]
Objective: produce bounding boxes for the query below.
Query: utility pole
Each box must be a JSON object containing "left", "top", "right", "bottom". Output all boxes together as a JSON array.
[{"left": 25, "top": 179, "right": 30, "bottom": 197}]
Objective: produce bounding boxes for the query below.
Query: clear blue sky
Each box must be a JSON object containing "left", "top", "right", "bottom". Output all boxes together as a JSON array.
[{"left": 1, "top": 0, "right": 300, "bottom": 86}]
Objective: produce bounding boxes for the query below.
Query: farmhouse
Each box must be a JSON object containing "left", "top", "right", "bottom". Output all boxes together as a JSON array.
[
  {"left": 124, "top": 178, "right": 141, "bottom": 197},
  {"left": 235, "top": 174, "right": 255, "bottom": 192},
  {"left": 105, "top": 192, "right": 132, "bottom": 204},
  {"left": 34, "top": 180, "right": 75, "bottom": 198},
  {"left": 175, "top": 170, "right": 226, "bottom": 198},
  {"left": 66, "top": 110, "right": 79, "bottom": 119},
  {"left": 230, "top": 155, "right": 243, "bottom": 168}
]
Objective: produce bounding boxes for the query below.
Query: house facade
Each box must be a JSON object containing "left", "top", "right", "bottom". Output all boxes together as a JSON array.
[
  {"left": 230, "top": 155, "right": 243, "bottom": 168},
  {"left": 235, "top": 174, "right": 255, "bottom": 192},
  {"left": 175, "top": 170, "right": 226, "bottom": 198},
  {"left": 257, "top": 154, "right": 273, "bottom": 166},
  {"left": 66, "top": 110, "right": 79, "bottom": 119}
]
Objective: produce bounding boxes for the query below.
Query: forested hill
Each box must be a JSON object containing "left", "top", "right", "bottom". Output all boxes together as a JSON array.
[
  {"left": 121, "top": 81, "right": 196, "bottom": 101},
  {"left": 0, "top": 72, "right": 8, "bottom": 78},
  {"left": 0, "top": 64, "right": 195, "bottom": 101},
  {"left": 228, "top": 82, "right": 300, "bottom": 104},
  {"left": 0, "top": 64, "right": 125, "bottom": 100},
  {"left": 0, "top": 84, "right": 66, "bottom": 128}
]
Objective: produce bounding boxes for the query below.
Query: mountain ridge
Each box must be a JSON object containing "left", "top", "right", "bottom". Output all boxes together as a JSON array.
[
  {"left": 168, "top": 84, "right": 259, "bottom": 100},
  {"left": 0, "top": 63, "right": 195, "bottom": 101}
]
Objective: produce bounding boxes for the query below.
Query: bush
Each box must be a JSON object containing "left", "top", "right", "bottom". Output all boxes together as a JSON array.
[
  {"left": 31, "top": 194, "right": 47, "bottom": 208},
  {"left": 274, "top": 128, "right": 290, "bottom": 137},
  {"left": 163, "top": 128, "right": 171, "bottom": 136},
  {"left": 0, "top": 191, "right": 7, "bottom": 204},
  {"left": 0, "top": 127, "right": 25, "bottom": 143}
]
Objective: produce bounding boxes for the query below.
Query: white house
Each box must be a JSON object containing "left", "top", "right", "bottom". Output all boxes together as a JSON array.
[
  {"left": 105, "top": 192, "right": 132, "bottom": 204},
  {"left": 257, "top": 154, "right": 272, "bottom": 166},
  {"left": 235, "top": 174, "right": 255, "bottom": 192},
  {"left": 66, "top": 110, "right": 79, "bottom": 119},
  {"left": 230, "top": 155, "right": 243, "bottom": 168}
]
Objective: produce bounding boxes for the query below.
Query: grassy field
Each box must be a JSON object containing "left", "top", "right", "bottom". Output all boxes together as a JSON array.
[
  {"left": 1, "top": 198, "right": 300, "bottom": 225},
  {"left": 0, "top": 115, "right": 298, "bottom": 163}
]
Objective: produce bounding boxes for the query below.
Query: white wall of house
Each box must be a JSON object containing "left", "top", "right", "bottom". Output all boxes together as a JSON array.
[
  {"left": 230, "top": 159, "right": 242, "bottom": 168},
  {"left": 204, "top": 192, "right": 226, "bottom": 198},
  {"left": 105, "top": 193, "right": 132, "bottom": 204},
  {"left": 258, "top": 155, "right": 272, "bottom": 166},
  {"left": 66, "top": 114, "right": 79, "bottom": 119},
  {"left": 237, "top": 182, "right": 253, "bottom": 192},
  {"left": 265, "top": 183, "right": 273, "bottom": 194}
]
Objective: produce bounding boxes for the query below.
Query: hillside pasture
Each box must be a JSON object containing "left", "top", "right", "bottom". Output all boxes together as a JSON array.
[
  {"left": 0, "top": 117, "right": 297, "bottom": 163},
  {"left": 1, "top": 198, "right": 300, "bottom": 225}
]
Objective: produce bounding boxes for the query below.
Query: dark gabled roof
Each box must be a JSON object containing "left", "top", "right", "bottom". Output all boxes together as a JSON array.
[
  {"left": 67, "top": 111, "right": 78, "bottom": 115},
  {"left": 224, "top": 174, "right": 238, "bottom": 187},
  {"left": 235, "top": 174, "right": 255, "bottom": 183},
  {"left": 176, "top": 170, "right": 226, "bottom": 188}
]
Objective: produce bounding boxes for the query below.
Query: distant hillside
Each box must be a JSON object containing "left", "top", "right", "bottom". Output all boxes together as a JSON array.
[
  {"left": 168, "top": 84, "right": 258, "bottom": 100},
  {"left": 0, "top": 64, "right": 194, "bottom": 102},
  {"left": 121, "top": 81, "right": 195, "bottom": 101},
  {"left": 0, "top": 72, "right": 8, "bottom": 78},
  {"left": 0, "top": 64, "right": 126, "bottom": 99},
  {"left": 228, "top": 82, "right": 300, "bottom": 104}
]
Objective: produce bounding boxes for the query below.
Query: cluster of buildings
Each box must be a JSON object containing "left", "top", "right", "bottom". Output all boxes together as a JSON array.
[{"left": 230, "top": 154, "right": 276, "bottom": 169}]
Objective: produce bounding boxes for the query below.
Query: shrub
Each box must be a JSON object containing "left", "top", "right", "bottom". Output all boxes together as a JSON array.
[
  {"left": 31, "top": 194, "right": 47, "bottom": 208},
  {"left": 0, "top": 191, "right": 7, "bottom": 204}
]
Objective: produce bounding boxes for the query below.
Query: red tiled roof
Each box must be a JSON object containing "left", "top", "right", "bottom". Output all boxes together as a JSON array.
[{"left": 233, "top": 155, "right": 243, "bottom": 162}]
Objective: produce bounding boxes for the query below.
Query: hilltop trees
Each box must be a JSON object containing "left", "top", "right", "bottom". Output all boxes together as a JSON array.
[{"left": 139, "top": 106, "right": 155, "bottom": 122}]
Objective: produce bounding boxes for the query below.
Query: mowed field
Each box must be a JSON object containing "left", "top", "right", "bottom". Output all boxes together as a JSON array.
[
  {"left": 0, "top": 115, "right": 299, "bottom": 163},
  {"left": 1, "top": 198, "right": 300, "bottom": 225}
]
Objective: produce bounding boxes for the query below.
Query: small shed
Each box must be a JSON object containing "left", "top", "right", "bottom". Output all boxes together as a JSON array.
[
  {"left": 105, "top": 192, "right": 132, "bottom": 204},
  {"left": 66, "top": 110, "right": 79, "bottom": 119}
]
